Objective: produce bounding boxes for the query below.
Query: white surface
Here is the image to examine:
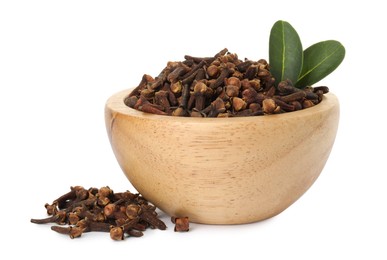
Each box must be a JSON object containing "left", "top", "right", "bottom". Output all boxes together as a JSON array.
[{"left": 1, "top": 0, "right": 386, "bottom": 259}]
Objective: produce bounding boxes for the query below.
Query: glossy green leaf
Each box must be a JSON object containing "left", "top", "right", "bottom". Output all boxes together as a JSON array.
[
  {"left": 296, "top": 40, "right": 345, "bottom": 88},
  {"left": 269, "top": 20, "right": 303, "bottom": 85}
]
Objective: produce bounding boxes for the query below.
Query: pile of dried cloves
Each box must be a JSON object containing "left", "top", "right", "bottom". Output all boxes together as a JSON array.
[
  {"left": 31, "top": 186, "right": 166, "bottom": 240},
  {"left": 125, "top": 48, "right": 329, "bottom": 117}
]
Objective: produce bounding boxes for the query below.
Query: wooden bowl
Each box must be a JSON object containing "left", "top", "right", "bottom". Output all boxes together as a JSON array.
[{"left": 105, "top": 89, "right": 340, "bottom": 224}]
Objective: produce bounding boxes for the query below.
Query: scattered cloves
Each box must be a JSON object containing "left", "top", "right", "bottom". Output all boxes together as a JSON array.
[{"left": 31, "top": 186, "right": 167, "bottom": 241}]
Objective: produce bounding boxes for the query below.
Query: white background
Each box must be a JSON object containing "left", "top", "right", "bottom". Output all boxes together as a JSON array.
[{"left": 1, "top": 0, "right": 386, "bottom": 259}]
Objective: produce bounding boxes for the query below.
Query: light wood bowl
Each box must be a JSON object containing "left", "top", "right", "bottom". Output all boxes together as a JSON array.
[{"left": 105, "top": 89, "right": 340, "bottom": 224}]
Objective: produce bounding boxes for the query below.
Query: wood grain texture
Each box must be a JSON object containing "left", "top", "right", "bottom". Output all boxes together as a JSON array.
[{"left": 105, "top": 89, "right": 340, "bottom": 224}]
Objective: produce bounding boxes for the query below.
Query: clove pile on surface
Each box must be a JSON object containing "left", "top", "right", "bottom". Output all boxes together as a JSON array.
[
  {"left": 125, "top": 48, "right": 329, "bottom": 117},
  {"left": 31, "top": 186, "right": 166, "bottom": 241}
]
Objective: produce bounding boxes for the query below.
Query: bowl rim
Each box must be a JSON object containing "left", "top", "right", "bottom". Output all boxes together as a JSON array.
[{"left": 106, "top": 88, "right": 339, "bottom": 123}]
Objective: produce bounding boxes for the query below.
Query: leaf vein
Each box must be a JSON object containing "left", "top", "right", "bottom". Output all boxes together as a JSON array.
[{"left": 297, "top": 45, "right": 341, "bottom": 82}]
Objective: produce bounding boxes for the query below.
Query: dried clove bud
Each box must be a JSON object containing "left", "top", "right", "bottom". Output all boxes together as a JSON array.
[
  {"left": 193, "top": 81, "right": 208, "bottom": 111},
  {"left": 171, "top": 216, "right": 190, "bottom": 232},
  {"left": 129, "top": 74, "right": 154, "bottom": 97},
  {"left": 141, "top": 103, "right": 168, "bottom": 115},
  {"left": 225, "top": 77, "right": 241, "bottom": 88},
  {"left": 249, "top": 79, "right": 261, "bottom": 91},
  {"left": 291, "top": 101, "right": 303, "bottom": 111},
  {"left": 207, "top": 65, "right": 220, "bottom": 78},
  {"left": 127, "top": 229, "right": 143, "bottom": 237},
  {"left": 170, "top": 81, "right": 182, "bottom": 94},
  {"left": 236, "top": 60, "right": 253, "bottom": 72},
  {"left": 172, "top": 106, "right": 188, "bottom": 117},
  {"left": 245, "top": 65, "right": 258, "bottom": 80},
  {"left": 44, "top": 202, "right": 58, "bottom": 216},
  {"left": 124, "top": 96, "right": 138, "bottom": 108},
  {"left": 155, "top": 90, "right": 171, "bottom": 110},
  {"left": 257, "top": 68, "right": 271, "bottom": 78},
  {"left": 274, "top": 98, "right": 295, "bottom": 112},
  {"left": 277, "top": 79, "right": 296, "bottom": 93},
  {"left": 98, "top": 186, "right": 113, "bottom": 197},
  {"left": 242, "top": 88, "right": 258, "bottom": 105},
  {"left": 280, "top": 91, "right": 306, "bottom": 103},
  {"left": 225, "top": 85, "right": 240, "bottom": 98},
  {"left": 126, "top": 204, "right": 140, "bottom": 220},
  {"left": 313, "top": 86, "right": 329, "bottom": 94},
  {"left": 140, "top": 88, "right": 155, "bottom": 100},
  {"left": 262, "top": 98, "right": 277, "bottom": 114},
  {"left": 249, "top": 103, "right": 261, "bottom": 112},
  {"left": 140, "top": 209, "right": 167, "bottom": 230},
  {"left": 210, "top": 67, "right": 232, "bottom": 89},
  {"left": 303, "top": 100, "right": 315, "bottom": 108},
  {"left": 167, "top": 63, "right": 190, "bottom": 83},
  {"left": 68, "top": 212, "right": 80, "bottom": 225},
  {"left": 110, "top": 227, "right": 124, "bottom": 241},
  {"left": 232, "top": 97, "right": 247, "bottom": 111},
  {"left": 51, "top": 226, "right": 84, "bottom": 239},
  {"left": 31, "top": 210, "right": 67, "bottom": 225}
]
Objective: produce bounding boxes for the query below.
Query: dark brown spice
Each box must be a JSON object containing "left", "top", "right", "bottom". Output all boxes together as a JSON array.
[
  {"left": 127, "top": 229, "right": 144, "bottom": 237},
  {"left": 262, "top": 98, "right": 277, "bottom": 114},
  {"left": 180, "top": 83, "right": 191, "bottom": 110},
  {"left": 207, "top": 64, "right": 220, "bottom": 78},
  {"left": 280, "top": 91, "right": 306, "bottom": 103},
  {"left": 193, "top": 81, "right": 207, "bottom": 111},
  {"left": 141, "top": 103, "right": 168, "bottom": 115},
  {"left": 140, "top": 209, "right": 167, "bottom": 230},
  {"left": 31, "top": 210, "right": 67, "bottom": 225},
  {"left": 51, "top": 226, "right": 84, "bottom": 239},
  {"left": 31, "top": 186, "right": 166, "bottom": 241},
  {"left": 236, "top": 60, "right": 253, "bottom": 72},
  {"left": 110, "top": 227, "right": 124, "bottom": 241},
  {"left": 125, "top": 49, "right": 329, "bottom": 117},
  {"left": 129, "top": 74, "right": 154, "bottom": 97},
  {"left": 171, "top": 216, "right": 190, "bottom": 232},
  {"left": 313, "top": 86, "right": 329, "bottom": 94},
  {"left": 245, "top": 65, "right": 259, "bottom": 80}
]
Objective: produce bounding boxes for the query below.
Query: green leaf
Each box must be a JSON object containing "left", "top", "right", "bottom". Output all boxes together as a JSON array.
[
  {"left": 296, "top": 40, "right": 345, "bottom": 88},
  {"left": 269, "top": 20, "right": 303, "bottom": 85}
]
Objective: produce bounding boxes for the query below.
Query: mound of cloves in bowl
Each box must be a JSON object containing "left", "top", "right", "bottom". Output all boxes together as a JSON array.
[
  {"left": 31, "top": 186, "right": 166, "bottom": 240},
  {"left": 125, "top": 48, "right": 329, "bottom": 117}
]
